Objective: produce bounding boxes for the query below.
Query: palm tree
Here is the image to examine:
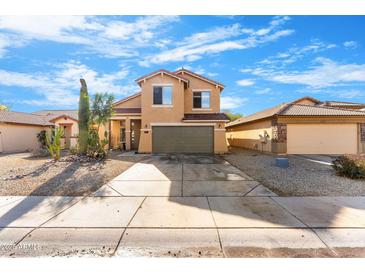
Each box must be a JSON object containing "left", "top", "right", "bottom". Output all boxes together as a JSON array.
[{"left": 91, "top": 92, "right": 115, "bottom": 132}]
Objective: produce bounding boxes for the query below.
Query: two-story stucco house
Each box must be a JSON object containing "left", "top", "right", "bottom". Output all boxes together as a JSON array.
[{"left": 110, "top": 69, "right": 229, "bottom": 154}]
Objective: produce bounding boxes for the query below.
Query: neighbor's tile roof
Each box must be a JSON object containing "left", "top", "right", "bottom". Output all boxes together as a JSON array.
[
  {"left": 279, "top": 104, "right": 365, "bottom": 116},
  {"left": 0, "top": 110, "right": 54, "bottom": 126},
  {"left": 114, "top": 108, "right": 141, "bottom": 114},
  {"left": 183, "top": 113, "right": 230, "bottom": 121},
  {"left": 33, "top": 110, "right": 78, "bottom": 121},
  {"left": 321, "top": 101, "right": 365, "bottom": 107},
  {"left": 226, "top": 103, "right": 288, "bottom": 127},
  {"left": 226, "top": 99, "right": 365, "bottom": 128}
]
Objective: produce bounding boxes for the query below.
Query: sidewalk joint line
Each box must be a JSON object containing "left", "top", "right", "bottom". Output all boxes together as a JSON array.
[
  {"left": 206, "top": 196, "right": 225, "bottom": 258},
  {"left": 14, "top": 196, "right": 87, "bottom": 246},
  {"left": 269, "top": 196, "right": 339, "bottom": 257},
  {"left": 112, "top": 196, "right": 147, "bottom": 256},
  {"left": 241, "top": 183, "right": 261, "bottom": 197}
]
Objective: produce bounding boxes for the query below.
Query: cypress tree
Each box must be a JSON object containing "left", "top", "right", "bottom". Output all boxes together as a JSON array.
[{"left": 78, "top": 78, "right": 90, "bottom": 154}]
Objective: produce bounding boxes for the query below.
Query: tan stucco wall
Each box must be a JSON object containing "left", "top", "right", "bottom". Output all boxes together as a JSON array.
[
  {"left": 0, "top": 123, "right": 50, "bottom": 153},
  {"left": 138, "top": 73, "right": 186, "bottom": 153},
  {"left": 110, "top": 120, "right": 121, "bottom": 149},
  {"left": 226, "top": 119, "right": 273, "bottom": 152},
  {"left": 175, "top": 72, "right": 221, "bottom": 113},
  {"left": 110, "top": 71, "right": 227, "bottom": 154},
  {"left": 214, "top": 124, "right": 228, "bottom": 153},
  {"left": 53, "top": 116, "right": 79, "bottom": 149},
  {"left": 287, "top": 123, "right": 358, "bottom": 154},
  {"left": 114, "top": 94, "right": 141, "bottom": 108}
]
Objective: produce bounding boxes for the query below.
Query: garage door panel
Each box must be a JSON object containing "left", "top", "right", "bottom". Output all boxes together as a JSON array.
[
  {"left": 152, "top": 126, "right": 213, "bottom": 153},
  {"left": 287, "top": 124, "right": 357, "bottom": 155}
]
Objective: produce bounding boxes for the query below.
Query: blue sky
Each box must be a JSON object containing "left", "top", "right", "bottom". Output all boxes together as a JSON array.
[{"left": 0, "top": 15, "right": 364, "bottom": 115}]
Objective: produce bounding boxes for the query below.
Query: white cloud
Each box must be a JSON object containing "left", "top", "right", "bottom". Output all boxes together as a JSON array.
[
  {"left": 337, "top": 90, "right": 363, "bottom": 99},
  {"left": 140, "top": 16, "right": 294, "bottom": 66},
  {"left": 257, "top": 40, "right": 336, "bottom": 67},
  {"left": 0, "top": 61, "right": 137, "bottom": 107},
  {"left": 221, "top": 96, "right": 248, "bottom": 109},
  {"left": 0, "top": 16, "right": 179, "bottom": 58},
  {"left": 207, "top": 72, "right": 218, "bottom": 77},
  {"left": 343, "top": 41, "right": 358, "bottom": 49},
  {"left": 236, "top": 79, "right": 255, "bottom": 86},
  {"left": 255, "top": 88, "right": 272, "bottom": 94},
  {"left": 247, "top": 57, "right": 365, "bottom": 88}
]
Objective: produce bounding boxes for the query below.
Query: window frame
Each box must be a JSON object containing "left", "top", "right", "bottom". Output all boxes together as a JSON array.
[
  {"left": 152, "top": 84, "right": 173, "bottom": 107},
  {"left": 192, "top": 90, "right": 211, "bottom": 110}
]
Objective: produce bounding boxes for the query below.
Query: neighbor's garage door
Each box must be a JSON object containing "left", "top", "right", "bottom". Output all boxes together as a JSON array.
[
  {"left": 152, "top": 126, "right": 214, "bottom": 153},
  {"left": 287, "top": 123, "right": 358, "bottom": 154}
]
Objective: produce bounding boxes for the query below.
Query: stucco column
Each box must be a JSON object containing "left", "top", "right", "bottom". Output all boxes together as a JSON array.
[
  {"left": 272, "top": 120, "right": 287, "bottom": 154},
  {"left": 125, "top": 117, "right": 131, "bottom": 150},
  {"left": 110, "top": 120, "right": 120, "bottom": 149},
  {"left": 360, "top": 123, "right": 365, "bottom": 153}
]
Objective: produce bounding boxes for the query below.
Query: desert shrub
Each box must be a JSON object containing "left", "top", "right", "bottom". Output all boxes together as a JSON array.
[
  {"left": 87, "top": 129, "right": 109, "bottom": 159},
  {"left": 69, "top": 145, "right": 79, "bottom": 155},
  {"left": 332, "top": 155, "right": 365, "bottom": 179},
  {"left": 46, "top": 127, "right": 63, "bottom": 161},
  {"left": 37, "top": 130, "right": 47, "bottom": 149}
]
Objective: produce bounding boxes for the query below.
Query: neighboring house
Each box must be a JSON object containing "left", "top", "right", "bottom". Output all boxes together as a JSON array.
[
  {"left": 110, "top": 69, "right": 229, "bottom": 153},
  {"left": 226, "top": 96, "right": 365, "bottom": 155},
  {"left": 0, "top": 110, "right": 53, "bottom": 153},
  {"left": 33, "top": 110, "right": 79, "bottom": 149}
]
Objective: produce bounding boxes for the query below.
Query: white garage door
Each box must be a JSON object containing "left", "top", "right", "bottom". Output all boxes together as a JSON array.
[{"left": 287, "top": 123, "right": 358, "bottom": 154}]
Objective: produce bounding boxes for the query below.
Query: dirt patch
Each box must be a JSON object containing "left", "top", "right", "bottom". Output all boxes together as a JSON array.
[
  {"left": 0, "top": 151, "right": 146, "bottom": 196},
  {"left": 224, "top": 148, "right": 365, "bottom": 196}
]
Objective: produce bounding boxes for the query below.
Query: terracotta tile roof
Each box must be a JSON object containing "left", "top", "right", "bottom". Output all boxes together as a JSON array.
[
  {"left": 135, "top": 69, "right": 189, "bottom": 84},
  {"left": 321, "top": 101, "right": 365, "bottom": 107},
  {"left": 226, "top": 103, "right": 288, "bottom": 127},
  {"left": 33, "top": 109, "right": 78, "bottom": 121},
  {"left": 114, "top": 108, "right": 141, "bottom": 114},
  {"left": 279, "top": 103, "right": 365, "bottom": 116},
  {"left": 0, "top": 110, "right": 54, "bottom": 126},
  {"left": 174, "top": 68, "right": 225, "bottom": 88},
  {"left": 183, "top": 113, "right": 230, "bottom": 121},
  {"left": 291, "top": 96, "right": 322, "bottom": 104}
]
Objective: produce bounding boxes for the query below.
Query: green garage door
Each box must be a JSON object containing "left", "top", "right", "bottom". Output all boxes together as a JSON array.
[{"left": 152, "top": 126, "right": 214, "bottom": 153}]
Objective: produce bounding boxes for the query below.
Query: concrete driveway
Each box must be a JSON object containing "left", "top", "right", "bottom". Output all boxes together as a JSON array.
[{"left": 2, "top": 154, "right": 365, "bottom": 257}]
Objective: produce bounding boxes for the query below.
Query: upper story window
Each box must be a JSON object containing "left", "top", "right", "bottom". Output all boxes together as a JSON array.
[
  {"left": 153, "top": 86, "right": 172, "bottom": 105},
  {"left": 193, "top": 91, "right": 210, "bottom": 109}
]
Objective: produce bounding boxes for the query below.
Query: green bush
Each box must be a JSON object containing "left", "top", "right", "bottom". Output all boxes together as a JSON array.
[
  {"left": 332, "top": 155, "right": 365, "bottom": 179},
  {"left": 87, "top": 128, "right": 108, "bottom": 160},
  {"left": 46, "top": 127, "right": 63, "bottom": 161}
]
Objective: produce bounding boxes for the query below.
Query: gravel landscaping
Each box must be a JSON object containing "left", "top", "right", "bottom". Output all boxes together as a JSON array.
[
  {"left": 0, "top": 151, "right": 146, "bottom": 196},
  {"left": 224, "top": 147, "right": 365, "bottom": 196}
]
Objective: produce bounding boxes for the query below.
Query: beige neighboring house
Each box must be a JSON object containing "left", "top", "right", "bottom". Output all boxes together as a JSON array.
[
  {"left": 33, "top": 110, "right": 79, "bottom": 149},
  {"left": 0, "top": 110, "right": 53, "bottom": 153},
  {"left": 226, "top": 96, "right": 365, "bottom": 155},
  {"left": 110, "top": 68, "right": 229, "bottom": 154}
]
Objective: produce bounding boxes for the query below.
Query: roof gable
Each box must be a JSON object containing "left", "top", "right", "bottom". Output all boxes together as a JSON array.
[
  {"left": 112, "top": 92, "right": 141, "bottom": 107},
  {"left": 135, "top": 69, "right": 189, "bottom": 85},
  {"left": 175, "top": 68, "right": 225, "bottom": 89},
  {"left": 290, "top": 96, "right": 321, "bottom": 105}
]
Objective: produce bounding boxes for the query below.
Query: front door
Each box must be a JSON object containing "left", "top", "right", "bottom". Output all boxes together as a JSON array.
[{"left": 131, "top": 120, "right": 141, "bottom": 150}]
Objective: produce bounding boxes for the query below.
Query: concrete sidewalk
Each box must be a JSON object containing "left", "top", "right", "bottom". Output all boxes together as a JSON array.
[
  {"left": 1, "top": 154, "right": 365, "bottom": 257},
  {"left": 1, "top": 195, "right": 365, "bottom": 257}
]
